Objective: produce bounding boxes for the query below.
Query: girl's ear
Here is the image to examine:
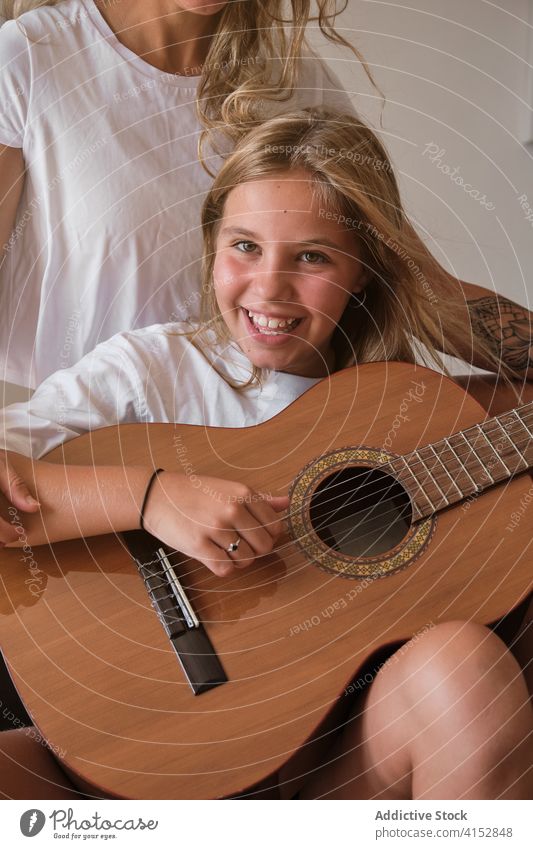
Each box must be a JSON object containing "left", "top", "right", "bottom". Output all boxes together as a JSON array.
[{"left": 352, "top": 268, "right": 372, "bottom": 295}]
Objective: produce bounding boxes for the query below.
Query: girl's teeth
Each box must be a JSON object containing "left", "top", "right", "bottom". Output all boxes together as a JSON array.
[{"left": 247, "top": 311, "right": 298, "bottom": 332}]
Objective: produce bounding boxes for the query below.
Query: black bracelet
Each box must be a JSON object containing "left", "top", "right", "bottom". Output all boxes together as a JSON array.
[{"left": 139, "top": 468, "right": 164, "bottom": 531}]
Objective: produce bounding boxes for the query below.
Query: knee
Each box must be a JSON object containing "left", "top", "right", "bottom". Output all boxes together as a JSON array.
[
  {"left": 400, "top": 620, "right": 517, "bottom": 690},
  {"left": 396, "top": 618, "right": 493, "bottom": 667},
  {"left": 394, "top": 620, "right": 531, "bottom": 734}
]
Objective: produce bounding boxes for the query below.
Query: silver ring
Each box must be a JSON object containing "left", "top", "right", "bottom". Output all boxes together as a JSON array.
[{"left": 226, "top": 536, "right": 241, "bottom": 553}]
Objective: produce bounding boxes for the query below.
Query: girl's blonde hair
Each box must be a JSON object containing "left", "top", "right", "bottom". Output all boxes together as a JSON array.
[
  {"left": 199, "top": 107, "right": 504, "bottom": 385},
  {"left": 1, "top": 1, "right": 378, "bottom": 159}
]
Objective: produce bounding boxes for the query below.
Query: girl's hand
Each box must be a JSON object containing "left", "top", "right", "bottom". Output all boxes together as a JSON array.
[
  {"left": 142, "top": 471, "right": 289, "bottom": 577},
  {"left": 0, "top": 450, "right": 40, "bottom": 545}
]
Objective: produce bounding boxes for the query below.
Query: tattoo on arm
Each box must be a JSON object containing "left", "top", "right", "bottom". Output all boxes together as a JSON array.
[{"left": 467, "top": 297, "right": 533, "bottom": 374}]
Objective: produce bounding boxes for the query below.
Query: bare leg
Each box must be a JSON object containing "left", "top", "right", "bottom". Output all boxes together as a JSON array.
[
  {"left": 0, "top": 729, "right": 85, "bottom": 799},
  {"left": 300, "top": 621, "right": 533, "bottom": 799},
  {"left": 510, "top": 595, "right": 533, "bottom": 699}
]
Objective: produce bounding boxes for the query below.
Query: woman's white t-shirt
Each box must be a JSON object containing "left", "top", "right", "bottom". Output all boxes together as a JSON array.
[
  {"left": 0, "top": 322, "right": 319, "bottom": 459},
  {"left": 0, "top": 0, "right": 354, "bottom": 389}
]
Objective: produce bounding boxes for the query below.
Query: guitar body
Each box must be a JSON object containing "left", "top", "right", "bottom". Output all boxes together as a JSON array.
[{"left": 0, "top": 362, "right": 531, "bottom": 799}]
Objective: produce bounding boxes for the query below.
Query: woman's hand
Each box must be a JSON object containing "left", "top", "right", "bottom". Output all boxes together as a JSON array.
[
  {"left": 142, "top": 471, "right": 289, "bottom": 577},
  {"left": 0, "top": 450, "right": 40, "bottom": 544}
]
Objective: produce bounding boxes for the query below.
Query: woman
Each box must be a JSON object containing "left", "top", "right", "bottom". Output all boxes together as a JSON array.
[{"left": 0, "top": 108, "right": 531, "bottom": 799}]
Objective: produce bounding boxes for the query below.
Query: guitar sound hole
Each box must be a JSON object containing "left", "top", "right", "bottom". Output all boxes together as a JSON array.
[{"left": 309, "top": 466, "right": 412, "bottom": 557}]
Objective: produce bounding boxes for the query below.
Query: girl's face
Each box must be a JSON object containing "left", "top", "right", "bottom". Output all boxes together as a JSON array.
[{"left": 213, "top": 170, "right": 368, "bottom": 378}]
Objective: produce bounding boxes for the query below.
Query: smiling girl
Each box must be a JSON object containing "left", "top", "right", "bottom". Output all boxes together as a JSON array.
[{"left": 0, "top": 108, "right": 531, "bottom": 799}]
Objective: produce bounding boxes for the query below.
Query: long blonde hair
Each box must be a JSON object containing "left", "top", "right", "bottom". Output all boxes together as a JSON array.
[
  {"left": 1, "top": 1, "right": 378, "bottom": 156},
  {"left": 1, "top": 0, "right": 54, "bottom": 15},
  {"left": 199, "top": 107, "right": 504, "bottom": 386}
]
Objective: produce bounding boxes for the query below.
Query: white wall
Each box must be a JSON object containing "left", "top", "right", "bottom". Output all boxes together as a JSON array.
[
  {"left": 2, "top": 0, "right": 532, "bottom": 403},
  {"left": 309, "top": 0, "right": 533, "bottom": 306}
]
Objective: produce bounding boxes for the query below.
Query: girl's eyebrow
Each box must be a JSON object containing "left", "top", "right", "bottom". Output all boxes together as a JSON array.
[
  {"left": 220, "top": 226, "right": 259, "bottom": 239},
  {"left": 219, "top": 226, "right": 345, "bottom": 251},
  {"left": 301, "top": 237, "right": 344, "bottom": 250}
]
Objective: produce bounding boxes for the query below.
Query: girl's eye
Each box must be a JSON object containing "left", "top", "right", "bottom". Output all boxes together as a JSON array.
[
  {"left": 234, "top": 240, "right": 257, "bottom": 253},
  {"left": 301, "top": 250, "right": 328, "bottom": 264}
]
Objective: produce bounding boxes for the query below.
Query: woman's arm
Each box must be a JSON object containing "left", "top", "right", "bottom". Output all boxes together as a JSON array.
[
  {"left": 435, "top": 277, "right": 533, "bottom": 379},
  {"left": 454, "top": 374, "right": 533, "bottom": 417}
]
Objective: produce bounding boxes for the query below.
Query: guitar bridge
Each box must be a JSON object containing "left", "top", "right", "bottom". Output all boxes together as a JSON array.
[{"left": 121, "top": 530, "right": 227, "bottom": 695}]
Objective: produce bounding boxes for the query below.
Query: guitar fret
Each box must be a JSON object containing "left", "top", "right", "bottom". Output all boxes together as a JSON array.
[
  {"left": 443, "top": 436, "right": 479, "bottom": 494},
  {"left": 515, "top": 409, "right": 533, "bottom": 440},
  {"left": 427, "top": 443, "right": 463, "bottom": 499},
  {"left": 471, "top": 423, "right": 516, "bottom": 484},
  {"left": 426, "top": 439, "right": 474, "bottom": 500},
  {"left": 476, "top": 424, "right": 511, "bottom": 477},
  {"left": 473, "top": 426, "right": 495, "bottom": 483},
  {"left": 456, "top": 431, "right": 494, "bottom": 487},
  {"left": 508, "top": 437, "right": 527, "bottom": 466},
  {"left": 509, "top": 410, "right": 533, "bottom": 466},
  {"left": 383, "top": 403, "right": 532, "bottom": 523},
  {"left": 414, "top": 449, "right": 450, "bottom": 508},
  {"left": 387, "top": 455, "right": 436, "bottom": 518},
  {"left": 491, "top": 415, "right": 529, "bottom": 473}
]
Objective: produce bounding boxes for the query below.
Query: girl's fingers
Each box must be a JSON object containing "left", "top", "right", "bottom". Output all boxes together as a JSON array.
[
  {"left": 239, "top": 523, "right": 275, "bottom": 556},
  {"left": 215, "top": 528, "right": 265, "bottom": 565},
  {"left": 248, "top": 495, "right": 288, "bottom": 540},
  {"left": 208, "top": 518, "right": 282, "bottom": 574},
  {"left": 225, "top": 537, "right": 256, "bottom": 569},
  {"left": 174, "top": 488, "right": 291, "bottom": 578},
  {"left": 225, "top": 493, "right": 289, "bottom": 555},
  {"left": 0, "top": 516, "right": 20, "bottom": 545},
  {"left": 268, "top": 495, "right": 290, "bottom": 513},
  {"left": 198, "top": 543, "right": 235, "bottom": 577},
  {"left": 0, "top": 464, "right": 40, "bottom": 513}
]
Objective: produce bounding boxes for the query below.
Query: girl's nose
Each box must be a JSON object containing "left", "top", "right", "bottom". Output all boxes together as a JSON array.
[{"left": 252, "top": 259, "right": 294, "bottom": 302}]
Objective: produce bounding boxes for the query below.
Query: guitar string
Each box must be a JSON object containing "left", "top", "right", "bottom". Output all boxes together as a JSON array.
[
  {"left": 282, "top": 415, "right": 533, "bottom": 518},
  {"left": 137, "top": 423, "right": 531, "bottom": 615},
  {"left": 146, "top": 477, "right": 405, "bottom": 580},
  {"left": 141, "top": 422, "right": 532, "bottom": 571},
  {"left": 137, "top": 414, "right": 532, "bottom": 575},
  {"left": 143, "top": 433, "right": 525, "bottom": 610},
  {"left": 147, "top": 456, "right": 493, "bottom": 614},
  {"left": 167, "top": 427, "right": 529, "bottom": 608},
  {"left": 302, "top": 427, "right": 532, "bottom": 509},
  {"left": 144, "top": 504, "right": 382, "bottom": 611},
  {"left": 146, "top": 428, "right": 528, "bottom": 588},
  {"left": 245, "top": 434, "right": 526, "bottom": 555}
]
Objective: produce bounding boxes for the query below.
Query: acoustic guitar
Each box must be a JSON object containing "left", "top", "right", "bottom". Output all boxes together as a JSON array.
[{"left": 0, "top": 362, "right": 531, "bottom": 799}]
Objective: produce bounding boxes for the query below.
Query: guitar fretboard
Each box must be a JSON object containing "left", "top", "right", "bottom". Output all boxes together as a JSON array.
[{"left": 385, "top": 401, "right": 533, "bottom": 521}]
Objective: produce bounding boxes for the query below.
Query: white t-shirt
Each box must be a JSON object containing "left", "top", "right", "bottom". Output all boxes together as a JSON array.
[
  {"left": 0, "top": 0, "right": 354, "bottom": 389},
  {"left": 0, "top": 322, "right": 319, "bottom": 459}
]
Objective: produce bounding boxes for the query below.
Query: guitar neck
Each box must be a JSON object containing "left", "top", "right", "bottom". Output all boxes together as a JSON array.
[{"left": 386, "top": 401, "right": 533, "bottom": 521}]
